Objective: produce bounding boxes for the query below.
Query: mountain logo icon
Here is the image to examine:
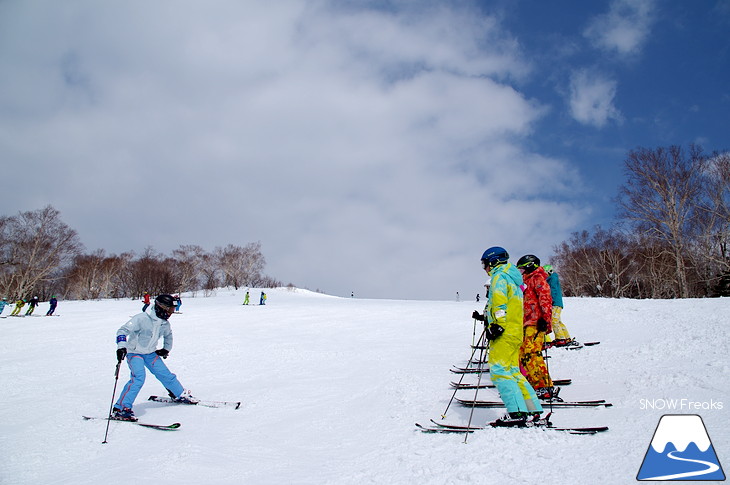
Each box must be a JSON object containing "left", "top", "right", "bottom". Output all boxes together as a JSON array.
[{"left": 637, "top": 414, "right": 725, "bottom": 481}]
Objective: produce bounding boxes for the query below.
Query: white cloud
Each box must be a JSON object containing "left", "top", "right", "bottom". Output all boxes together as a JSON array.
[
  {"left": 568, "top": 69, "right": 622, "bottom": 128},
  {"left": 583, "top": 0, "right": 657, "bottom": 56},
  {"left": 0, "top": 0, "right": 591, "bottom": 299}
]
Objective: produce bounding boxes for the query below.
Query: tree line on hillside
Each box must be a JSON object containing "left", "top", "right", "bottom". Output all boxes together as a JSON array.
[
  {"left": 552, "top": 145, "right": 730, "bottom": 298},
  {"left": 0, "top": 205, "right": 282, "bottom": 301}
]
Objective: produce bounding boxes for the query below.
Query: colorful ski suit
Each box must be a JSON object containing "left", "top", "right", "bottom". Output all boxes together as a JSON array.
[
  {"left": 141, "top": 292, "right": 151, "bottom": 312},
  {"left": 485, "top": 263, "right": 543, "bottom": 415},
  {"left": 10, "top": 300, "right": 25, "bottom": 316},
  {"left": 520, "top": 267, "right": 553, "bottom": 391},
  {"left": 0, "top": 299, "right": 9, "bottom": 315},
  {"left": 546, "top": 271, "right": 571, "bottom": 340}
]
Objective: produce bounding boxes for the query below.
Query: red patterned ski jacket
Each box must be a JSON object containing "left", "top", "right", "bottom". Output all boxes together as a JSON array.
[{"left": 522, "top": 267, "right": 553, "bottom": 330}]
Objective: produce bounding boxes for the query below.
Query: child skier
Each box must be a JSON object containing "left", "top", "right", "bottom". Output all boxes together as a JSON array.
[
  {"left": 141, "top": 292, "right": 151, "bottom": 312},
  {"left": 25, "top": 296, "right": 39, "bottom": 315},
  {"left": 0, "top": 297, "right": 9, "bottom": 316},
  {"left": 46, "top": 296, "right": 58, "bottom": 316},
  {"left": 112, "top": 294, "right": 197, "bottom": 421},
  {"left": 473, "top": 247, "right": 544, "bottom": 427},
  {"left": 10, "top": 299, "right": 25, "bottom": 316},
  {"left": 516, "top": 255, "right": 559, "bottom": 401},
  {"left": 542, "top": 265, "right": 575, "bottom": 347}
]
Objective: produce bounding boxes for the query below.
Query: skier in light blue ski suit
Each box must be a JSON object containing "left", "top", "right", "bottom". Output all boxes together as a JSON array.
[{"left": 113, "top": 294, "right": 196, "bottom": 420}]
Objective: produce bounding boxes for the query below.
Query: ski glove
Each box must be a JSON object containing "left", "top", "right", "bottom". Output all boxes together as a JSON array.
[
  {"left": 484, "top": 323, "right": 504, "bottom": 340},
  {"left": 471, "top": 311, "right": 484, "bottom": 321},
  {"left": 155, "top": 349, "right": 169, "bottom": 359},
  {"left": 116, "top": 348, "right": 127, "bottom": 362},
  {"left": 537, "top": 318, "right": 549, "bottom": 333}
]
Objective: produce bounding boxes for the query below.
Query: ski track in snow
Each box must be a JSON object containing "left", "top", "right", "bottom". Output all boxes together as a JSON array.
[{"left": 1, "top": 289, "right": 728, "bottom": 484}]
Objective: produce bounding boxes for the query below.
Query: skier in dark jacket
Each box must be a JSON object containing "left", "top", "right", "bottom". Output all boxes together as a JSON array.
[
  {"left": 46, "top": 296, "right": 58, "bottom": 316},
  {"left": 25, "top": 296, "right": 40, "bottom": 315}
]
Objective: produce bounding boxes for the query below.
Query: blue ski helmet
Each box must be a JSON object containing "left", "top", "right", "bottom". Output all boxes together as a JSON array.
[{"left": 481, "top": 247, "right": 509, "bottom": 268}]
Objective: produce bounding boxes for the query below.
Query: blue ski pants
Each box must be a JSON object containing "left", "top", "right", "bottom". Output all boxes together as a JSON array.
[{"left": 115, "top": 353, "right": 184, "bottom": 410}]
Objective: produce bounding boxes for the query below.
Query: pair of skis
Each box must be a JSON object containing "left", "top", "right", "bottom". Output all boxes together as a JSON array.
[
  {"left": 456, "top": 398, "right": 612, "bottom": 408},
  {"left": 83, "top": 395, "right": 242, "bottom": 431},
  {"left": 450, "top": 378, "right": 572, "bottom": 389},
  {"left": 416, "top": 419, "right": 608, "bottom": 435}
]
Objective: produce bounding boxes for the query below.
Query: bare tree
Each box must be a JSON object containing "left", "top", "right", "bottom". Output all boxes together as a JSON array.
[
  {"left": 171, "top": 244, "right": 207, "bottom": 295},
  {"left": 617, "top": 145, "right": 705, "bottom": 298},
  {"left": 692, "top": 152, "right": 730, "bottom": 295},
  {"left": 64, "top": 250, "right": 131, "bottom": 299},
  {"left": 0, "top": 205, "right": 83, "bottom": 298},
  {"left": 214, "top": 242, "right": 265, "bottom": 290}
]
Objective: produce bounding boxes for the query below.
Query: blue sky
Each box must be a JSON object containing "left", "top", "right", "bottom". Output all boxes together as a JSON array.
[{"left": 0, "top": 0, "right": 728, "bottom": 299}]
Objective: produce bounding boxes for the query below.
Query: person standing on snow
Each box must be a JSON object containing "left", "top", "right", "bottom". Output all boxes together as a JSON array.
[
  {"left": 46, "top": 296, "right": 58, "bottom": 316},
  {"left": 243, "top": 290, "right": 250, "bottom": 305},
  {"left": 516, "top": 255, "right": 559, "bottom": 401},
  {"left": 10, "top": 299, "right": 25, "bottom": 316},
  {"left": 174, "top": 294, "right": 182, "bottom": 313},
  {"left": 260, "top": 292, "right": 267, "bottom": 305},
  {"left": 112, "top": 294, "right": 197, "bottom": 421},
  {"left": 25, "top": 296, "right": 40, "bottom": 315},
  {"left": 141, "top": 291, "right": 151, "bottom": 312},
  {"left": 472, "top": 247, "right": 544, "bottom": 427},
  {"left": 542, "top": 265, "right": 574, "bottom": 347},
  {"left": 0, "top": 297, "right": 9, "bottom": 316}
]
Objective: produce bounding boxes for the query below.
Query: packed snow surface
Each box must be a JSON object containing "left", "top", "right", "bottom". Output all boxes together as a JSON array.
[{"left": 1, "top": 288, "right": 728, "bottom": 484}]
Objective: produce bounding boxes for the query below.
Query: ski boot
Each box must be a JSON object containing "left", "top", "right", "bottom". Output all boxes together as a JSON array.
[
  {"left": 173, "top": 389, "right": 199, "bottom": 405},
  {"left": 111, "top": 407, "right": 137, "bottom": 422},
  {"left": 489, "top": 412, "right": 528, "bottom": 428},
  {"left": 526, "top": 412, "right": 552, "bottom": 427}
]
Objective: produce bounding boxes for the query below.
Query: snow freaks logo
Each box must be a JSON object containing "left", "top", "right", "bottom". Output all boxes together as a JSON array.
[{"left": 637, "top": 414, "right": 726, "bottom": 481}]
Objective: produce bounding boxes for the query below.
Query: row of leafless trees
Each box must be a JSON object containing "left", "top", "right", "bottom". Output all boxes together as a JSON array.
[
  {"left": 552, "top": 145, "right": 730, "bottom": 298},
  {"left": 0, "top": 206, "right": 281, "bottom": 300}
]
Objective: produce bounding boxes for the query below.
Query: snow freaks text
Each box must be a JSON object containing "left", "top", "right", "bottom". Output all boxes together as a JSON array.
[{"left": 639, "top": 399, "right": 723, "bottom": 411}]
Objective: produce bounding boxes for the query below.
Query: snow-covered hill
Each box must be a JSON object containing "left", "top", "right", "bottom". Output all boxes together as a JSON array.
[{"left": 1, "top": 289, "right": 728, "bottom": 484}]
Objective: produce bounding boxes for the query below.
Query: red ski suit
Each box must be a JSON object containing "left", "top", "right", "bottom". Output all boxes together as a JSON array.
[{"left": 519, "top": 267, "right": 553, "bottom": 390}]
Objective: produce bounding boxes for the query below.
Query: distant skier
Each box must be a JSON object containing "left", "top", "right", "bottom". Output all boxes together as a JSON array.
[
  {"left": 10, "top": 299, "right": 25, "bottom": 316},
  {"left": 46, "top": 296, "right": 58, "bottom": 316},
  {"left": 516, "top": 255, "right": 558, "bottom": 401},
  {"left": 112, "top": 294, "right": 197, "bottom": 421},
  {"left": 243, "top": 290, "right": 250, "bottom": 305},
  {"left": 476, "top": 293, "right": 480, "bottom": 303},
  {"left": 259, "top": 292, "right": 267, "bottom": 305},
  {"left": 25, "top": 296, "right": 39, "bottom": 315},
  {"left": 0, "top": 297, "right": 9, "bottom": 316},
  {"left": 542, "top": 265, "right": 574, "bottom": 347},
  {"left": 174, "top": 294, "right": 182, "bottom": 313},
  {"left": 141, "top": 292, "right": 151, "bottom": 312},
  {"left": 472, "top": 247, "right": 544, "bottom": 427}
]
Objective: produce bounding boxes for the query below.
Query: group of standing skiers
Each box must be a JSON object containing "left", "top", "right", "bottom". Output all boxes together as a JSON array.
[
  {"left": 472, "top": 246, "right": 576, "bottom": 428},
  {"left": 0, "top": 295, "right": 58, "bottom": 317},
  {"left": 242, "top": 290, "right": 267, "bottom": 305}
]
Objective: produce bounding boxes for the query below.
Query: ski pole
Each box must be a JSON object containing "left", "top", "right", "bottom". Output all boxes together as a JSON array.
[
  {"left": 542, "top": 334, "right": 555, "bottom": 416},
  {"left": 102, "top": 360, "right": 122, "bottom": 444},
  {"left": 441, "top": 327, "right": 487, "bottom": 419},
  {"left": 472, "top": 318, "right": 477, "bottom": 347},
  {"left": 464, "top": 337, "right": 489, "bottom": 444}
]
